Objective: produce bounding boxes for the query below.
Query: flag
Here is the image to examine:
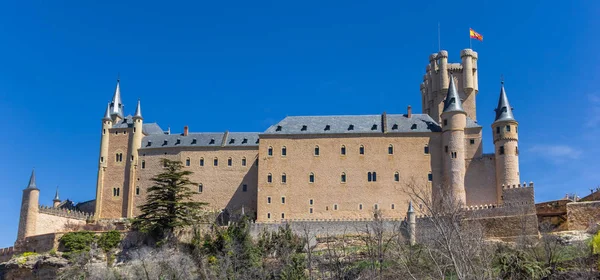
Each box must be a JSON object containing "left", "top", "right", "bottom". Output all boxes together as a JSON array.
[{"left": 470, "top": 28, "right": 483, "bottom": 41}]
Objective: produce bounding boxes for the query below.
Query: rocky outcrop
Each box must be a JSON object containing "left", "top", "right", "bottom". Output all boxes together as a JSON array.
[{"left": 0, "top": 254, "right": 68, "bottom": 280}]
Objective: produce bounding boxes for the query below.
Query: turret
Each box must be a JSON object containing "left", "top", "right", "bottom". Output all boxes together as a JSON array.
[
  {"left": 53, "top": 187, "right": 60, "bottom": 208},
  {"left": 109, "top": 79, "right": 124, "bottom": 123},
  {"left": 492, "top": 81, "right": 520, "bottom": 204},
  {"left": 94, "top": 103, "right": 113, "bottom": 218},
  {"left": 17, "top": 170, "right": 40, "bottom": 241},
  {"left": 407, "top": 201, "right": 416, "bottom": 245},
  {"left": 127, "top": 99, "right": 144, "bottom": 217},
  {"left": 460, "top": 49, "right": 479, "bottom": 121},
  {"left": 440, "top": 76, "right": 467, "bottom": 205}
]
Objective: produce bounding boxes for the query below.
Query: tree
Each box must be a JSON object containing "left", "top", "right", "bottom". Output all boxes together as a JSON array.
[{"left": 133, "top": 158, "right": 207, "bottom": 240}]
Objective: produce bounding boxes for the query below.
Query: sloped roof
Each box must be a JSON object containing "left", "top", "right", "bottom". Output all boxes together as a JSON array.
[
  {"left": 111, "top": 115, "right": 163, "bottom": 135},
  {"left": 140, "top": 132, "right": 259, "bottom": 149}
]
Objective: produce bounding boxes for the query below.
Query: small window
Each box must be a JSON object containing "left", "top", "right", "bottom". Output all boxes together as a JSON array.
[
  {"left": 276, "top": 125, "right": 282, "bottom": 131},
  {"left": 372, "top": 172, "right": 377, "bottom": 182},
  {"left": 115, "top": 131, "right": 118, "bottom": 135},
  {"left": 334, "top": 204, "right": 338, "bottom": 210},
  {"left": 281, "top": 213, "right": 285, "bottom": 219},
  {"left": 101, "top": 156, "right": 104, "bottom": 163},
  {"left": 391, "top": 204, "right": 395, "bottom": 210},
  {"left": 281, "top": 146, "right": 287, "bottom": 156},
  {"left": 371, "top": 124, "right": 378, "bottom": 130},
  {"left": 424, "top": 146, "right": 430, "bottom": 154},
  {"left": 301, "top": 125, "right": 307, "bottom": 131},
  {"left": 116, "top": 188, "right": 120, "bottom": 196},
  {"left": 392, "top": 124, "right": 398, "bottom": 130},
  {"left": 267, "top": 213, "right": 271, "bottom": 219},
  {"left": 185, "top": 158, "right": 191, "bottom": 166},
  {"left": 242, "top": 184, "right": 247, "bottom": 192},
  {"left": 200, "top": 158, "right": 204, "bottom": 166},
  {"left": 131, "top": 155, "right": 134, "bottom": 161},
  {"left": 374, "top": 204, "right": 378, "bottom": 210},
  {"left": 368, "top": 172, "right": 372, "bottom": 182},
  {"left": 227, "top": 157, "right": 232, "bottom": 166},
  {"left": 214, "top": 158, "right": 219, "bottom": 166},
  {"left": 209, "top": 138, "right": 215, "bottom": 144},
  {"left": 359, "top": 145, "right": 365, "bottom": 155},
  {"left": 388, "top": 144, "right": 394, "bottom": 155},
  {"left": 242, "top": 157, "right": 247, "bottom": 166},
  {"left": 516, "top": 146, "right": 519, "bottom": 155},
  {"left": 341, "top": 172, "right": 346, "bottom": 183},
  {"left": 516, "top": 126, "right": 518, "bottom": 133},
  {"left": 229, "top": 138, "right": 235, "bottom": 144},
  {"left": 506, "top": 125, "right": 511, "bottom": 132},
  {"left": 268, "top": 146, "right": 273, "bottom": 156},
  {"left": 191, "top": 138, "right": 197, "bottom": 144},
  {"left": 267, "top": 197, "right": 272, "bottom": 204},
  {"left": 359, "top": 204, "right": 363, "bottom": 210},
  {"left": 309, "top": 199, "right": 314, "bottom": 205},
  {"left": 103, "top": 129, "right": 106, "bottom": 135},
  {"left": 281, "top": 173, "right": 287, "bottom": 184},
  {"left": 470, "top": 139, "right": 475, "bottom": 145},
  {"left": 443, "top": 119, "right": 448, "bottom": 126},
  {"left": 324, "top": 125, "right": 330, "bottom": 131},
  {"left": 340, "top": 145, "right": 346, "bottom": 155},
  {"left": 428, "top": 173, "right": 433, "bottom": 182},
  {"left": 499, "top": 146, "right": 505, "bottom": 155},
  {"left": 309, "top": 208, "right": 313, "bottom": 214},
  {"left": 309, "top": 172, "right": 315, "bottom": 183},
  {"left": 267, "top": 173, "right": 273, "bottom": 183},
  {"left": 241, "top": 138, "right": 247, "bottom": 144},
  {"left": 141, "top": 160, "right": 145, "bottom": 169},
  {"left": 198, "top": 184, "right": 203, "bottom": 193},
  {"left": 348, "top": 124, "right": 354, "bottom": 130},
  {"left": 281, "top": 197, "right": 286, "bottom": 204},
  {"left": 314, "top": 145, "right": 320, "bottom": 156},
  {"left": 496, "top": 127, "right": 500, "bottom": 134},
  {"left": 394, "top": 172, "right": 400, "bottom": 182},
  {"left": 136, "top": 186, "right": 140, "bottom": 196},
  {"left": 411, "top": 124, "right": 417, "bottom": 130},
  {"left": 445, "top": 146, "right": 449, "bottom": 153}
]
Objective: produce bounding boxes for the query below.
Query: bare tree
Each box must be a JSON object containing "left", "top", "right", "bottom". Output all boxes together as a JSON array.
[{"left": 357, "top": 209, "right": 399, "bottom": 279}]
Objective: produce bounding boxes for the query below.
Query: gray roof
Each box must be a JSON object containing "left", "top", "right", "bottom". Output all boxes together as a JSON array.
[
  {"left": 102, "top": 102, "right": 111, "bottom": 121},
  {"left": 263, "top": 114, "right": 441, "bottom": 135},
  {"left": 408, "top": 201, "right": 414, "bottom": 213},
  {"left": 466, "top": 117, "right": 482, "bottom": 129},
  {"left": 442, "top": 75, "right": 465, "bottom": 113},
  {"left": 54, "top": 187, "right": 60, "bottom": 201},
  {"left": 109, "top": 80, "right": 124, "bottom": 117},
  {"left": 494, "top": 83, "right": 516, "bottom": 123},
  {"left": 140, "top": 132, "right": 260, "bottom": 149},
  {"left": 112, "top": 116, "right": 164, "bottom": 135},
  {"left": 133, "top": 99, "right": 143, "bottom": 119},
  {"left": 26, "top": 169, "right": 37, "bottom": 190}
]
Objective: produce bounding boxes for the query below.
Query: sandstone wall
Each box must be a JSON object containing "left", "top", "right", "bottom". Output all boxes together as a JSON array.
[
  {"left": 567, "top": 201, "right": 600, "bottom": 231},
  {"left": 464, "top": 154, "right": 497, "bottom": 205},
  {"left": 34, "top": 213, "right": 87, "bottom": 237},
  {"left": 100, "top": 127, "right": 134, "bottom": 219}
]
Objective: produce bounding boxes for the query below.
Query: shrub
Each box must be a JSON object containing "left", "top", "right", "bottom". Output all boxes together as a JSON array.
[
  {"left": 59, "top": 231, "right": 95, "bottom": 259},
  {"left": 98, "top": 230, "right": 121, "bottom": 253}
]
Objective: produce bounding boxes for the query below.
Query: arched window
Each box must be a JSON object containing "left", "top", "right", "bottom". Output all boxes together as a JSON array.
[
  {"left": 200, "top": 158, "right": 204, "bottom": 166},
  {"left": 268, "top": 146, "right": 273, "bottom": 156},
  {"left": 424, "top": 145, "right": 430, "bottom": 154},
  {"left": 359, "top": 204, "right": 363, "bottom": 210},
  {"left": 185, "top": 157, "right": 191, "bottom": 166},
  {"left": 334, "top": 204, "right": 338, "bottom": 210},
  {"left": 267, "top": 213, "right": 271, "bottom": 219},
  {"left": 340, "top": 145, "right": 346, "bottom": 155},
  {"left": 309, "top": 172, "right": 315, "bottom": 183},
  {"left": 499, "top": 146, "right": 505, "bottom": 155},
  {"left": 281, "top": 213, "right": 285, "bottom": 219},
  {"left": 394, "top": 172, "right": 400, "bottom": 182},
  {"left": 198, "top": 184, "right": 203, "bottom": 193},
  {"left": 136, "top": 186, "right": 140, "bottom": 196},
  {"left": 341, "top": 172, "right": 346, "bottom": 183},
  {"left": 281, "top": 146, "right": 287, "bottom": 156},
  {"left": 241, "top": 157, "right": 247, "bottom": 166},
  {"left": 391, "top": 204, "right": 395, "bottom": 210},
  {"left": 267, "top": 173, "right": 273, "bottom": 183},
  {"left": 359, "top": 145, "right": 365, "bottom": 155},
  {"left": 214, "top": 157, "right": 219, "bottom": 166},
  {"left": 428, "top": 172, "right": 433, "bottom": 182},
  {"left": 374, "top": 204, "right": 378, "bottom": 210},
  {"left": 281, "top": 173, "right": 287, "bottom": 184},
  {"left": 368, "top": 172, "right": 372, "bottom": 182},
  {"left": 113, "top": 188, "right": 117, "bottom": 196},
  {"left": 141, "top": 160, "right": 145, "bottom": 169},
  {"left": 227, "top": 157, "right": 232, "bottom": 166},
  {"left": 388, "top": 144, "right": 394, "bottom": 155},
  {"left": 314, "top": 145, "right": 320, "bottom": 156},
  {"left": 267, "top": 197, "right": 272, "bottom": 204}
]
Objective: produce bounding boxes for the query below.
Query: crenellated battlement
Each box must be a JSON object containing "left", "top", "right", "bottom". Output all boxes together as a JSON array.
[
  {"left": 502, "top": 181, "right": 534, "bottom": 189},
  {"left": 38, "top": 205, "right": 93, "bottom": 221},
  {"left": 0, "top": 246, "right": 14, "bottom": 256}
]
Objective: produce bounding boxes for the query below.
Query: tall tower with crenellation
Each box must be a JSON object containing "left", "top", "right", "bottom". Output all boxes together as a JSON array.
[{"left": 492, "top": 81, "right": 520, "bottom": 203}]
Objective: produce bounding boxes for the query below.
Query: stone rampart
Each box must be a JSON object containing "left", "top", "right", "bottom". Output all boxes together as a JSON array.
[
  {"left": 38, "top": 205, "right": 93, "bottom": 221},
  {"left": 567, "top": 201, "right": 600, "bottom": 231},
  {"left": 0, "top": 247, "right": 15, "bottom": 263}
]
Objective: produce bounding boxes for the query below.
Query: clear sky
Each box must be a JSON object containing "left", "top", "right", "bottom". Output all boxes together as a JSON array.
[{"left": 0, "top": 1, "right": 598, "bottom": 247}]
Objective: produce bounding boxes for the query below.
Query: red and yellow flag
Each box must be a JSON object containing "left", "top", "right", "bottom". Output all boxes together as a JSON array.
[{"left": 469, "top": 28, "right": 483, "bottom": 41}]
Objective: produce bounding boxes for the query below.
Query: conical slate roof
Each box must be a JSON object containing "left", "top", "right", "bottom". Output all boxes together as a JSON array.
[
  {"left": 110, "top": 79, "right": 123, "bottom": 117},
  {"left": 133, "top": 99, "right": 143, "bottom": 119},
  {"left": 407, "top": 201, "right": 414, "bottom": 213},
  {"left": 53, "top": 187, "right": 60, "bottom": 201},
  {"left": 442, "top": 75, "right": 465, "bottom": 113},
  {"left": 26, "top": 169, "right": 38, "bottom": 190},
  {"left": 494, "top": 82, "right": 516, "bottom": 123},
  {"left": 103, "top": 102, "right": 111, "bottom": 121}
]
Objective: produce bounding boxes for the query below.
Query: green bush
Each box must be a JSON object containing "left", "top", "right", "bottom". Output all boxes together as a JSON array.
[
  {"left": 59, "top": 231, "right": 96, "bottom": 259},
  {"left": 98, "top": 230, "right": 121, "bottom": 253},
  {"left": 591, "top": 231, "right": 600, "bottom": 255}
]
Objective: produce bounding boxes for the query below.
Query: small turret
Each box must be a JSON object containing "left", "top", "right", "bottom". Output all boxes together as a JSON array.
[
  {"left": 407, "top": 201, "right": 416, "bottom": 245},
  {"left": 109, "top": 79, "right": 124, "bottom": 122},
  {"left": 442, "top": 76, "right": 465, "bottom": 113},
  {"left": 53, "top": 187, "right": 60, "bottom": 208},
  {"left": 133, "top": 99, "right": 143, "bottom": 120},
  {"left": 17, "top": 170, "right": 40, "bottom": 241},
  {"left": 102, "top": 102, "right": 111, "bottom": 121},
  {"left": 127, "top": 98, "right": 144, "bottom": 217},
  {"left": 492, "top": 81, "right": 520, "bottom": 204}
]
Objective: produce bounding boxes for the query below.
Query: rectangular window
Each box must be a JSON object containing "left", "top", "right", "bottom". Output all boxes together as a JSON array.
[
  {"left": 496, "top": 127, "right": 500, "bottom": 134},
  {"left": 341, "top": 146, "right": 346, "bottom": 155},
  {"left": 334, "top": 204, "right": 338, "bottom": 210},
  {"left": 359, "top": 204, "right": 363, "bottom": 210},
  {"left": 506, "top": 125, "right": 511, "bottom": 132},
  {"left": 428, "top": 173, "right": 433, "bottom": 181},
  {"left": 500, "top": 146, "right": 505, "bottom": 155},
  {"left": 267, "top": 197, "right": 271, "bottom": 204},
  {"left": 391, "top": 204, "right": 395, "bottom": 210},
  {"left": 136, "top": 187, "right": 140, "bottom": 196},
  {"left": 186, "top": 158, "right": 190, "bottom": 166},
  {"left": 281, "top": 197, "right": 286, "bottom": 204},
  {"left": 373, "top": 172, "right": 377, "bottom": 182},
  {"left": 214, "top": 158, "right": 218, "bottom": 166},
  {"left": 309, "top": 208, "right": 313, "bottom": 214},
  {"left": 424, "top": 146, "right": 430, "bottom": 154},
  {"left": 242, "top": 158, "right": 246, "bottom": 166},
  {"left": 267, "top": 213, "right": 271, "bottom": 219},
  {"left": 198, "top": 184, "right": 203, "bottom": 193},
  {"left": 101, "top": 156, "right": 104, "bottom": 163},
  {"left": 282, "top": 147, "right": 287, "bottom": 156},
  {"left": 445, "top": 146, "right": 449, "bottom": 153},
  {"left": 242, "top": 184, "right": 247, "bottom": 192},
  {"left": 309, "top": 199, "right": 314, "bottom": 205},
  {"left": 443, "top": 119, "right": 448, "bottom": 126},
  {"left": 228, "top": 158, "right": 232, "bottom": 166},
  {"left": 281, "top": 213, "right": 285, "bottom": 219},
  {"left": 314, "top": 146, "right": 320, "bottom": 156},
  {"left": 470, "top": 139, "right": 475, "bottom": 145},
  {"left": 359, "top": 146, "right": 365, "bottom": 155},
  {"left": 451, "top": 152, "right": 457, "bottom": 158},
  {"left": 281, "top": 174, "right": 287, "bottom": 184},
  {"left": 200, "top": 158, "right": 204, "bottom": 166}
]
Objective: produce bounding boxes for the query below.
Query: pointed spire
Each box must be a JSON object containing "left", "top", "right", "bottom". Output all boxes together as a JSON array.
[
  {"left": 133, "top": 98, "right": 143, "bottom": 119},
  {"left": 103, "top": 102, "right": 111, "bottom": 121},
  {"left": 110, "top": 79, "right": 124, "bottom": 117},
  {"left": 26, "top": 169, "right": 38, "bottom": 190},
  {"left": 442, "top": 75, "right": 465, "bottom": 113},
  {"left": 407, "top": 201, "right": 414, "bottom": 213},
  {"left": 53, "top": 187, "right": 60, "bottom": 202},
  {"left": 494, "top": 81, "right": 516, "bottom": 122}
]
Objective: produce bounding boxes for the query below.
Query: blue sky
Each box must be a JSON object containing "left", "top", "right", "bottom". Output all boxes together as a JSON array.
[{"left": 0, "top": 1, "right": 598, "bottom": 247}]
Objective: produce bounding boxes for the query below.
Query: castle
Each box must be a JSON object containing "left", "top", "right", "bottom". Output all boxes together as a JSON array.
[{"left": 12, "top": 48, "right": 536, "bottom": 246}]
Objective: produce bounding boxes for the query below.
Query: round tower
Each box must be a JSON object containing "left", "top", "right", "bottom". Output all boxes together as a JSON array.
[
  {"left": 407, "top": 201, "right": 416, "bottom": 245},
  {"left": 94, "top": 103, "right": 113, "bottom": 218},
  {"left": 52, "top": 187, "right": 61, "bottom": 208},
  {"left": 440, "top": 75, "right": 467, "bottom": 205},
  {"left": 492, "top": 82, "right": 520, "bottom": 204},
  {"left": 17, "top": 170, "right": 40, "bottom": 241},
  {"left": 460, "top": 49, "right": 479, "bottom": 121},
  {"left": 438, "top": 50, "right": 449, "bottom": 91},
  {"left": 127, "top": 99, "right": 144, "bottom": 217}
]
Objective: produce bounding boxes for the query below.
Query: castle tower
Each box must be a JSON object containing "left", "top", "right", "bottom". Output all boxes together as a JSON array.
[
  {"left": 421, "top": 49, "right": 479, "bottom": 123},
  {"left": 492, "top": 82, "right": 520, "bottom": 203},
  {"left": 53, "top": 187, "right": 60, "bottom": 208},
  {"left": 440, "top": 75, "right": 467, "bottom": 205},
  {"left": 407, "top": 201, "right": 416, "bottom": 245},
  {"left": 126, "top": 99, "right": 144, "bottom": 217},
  {"left": 94, "top": 102, "right": 113, "bottom": 219},
  {"left": 110, "top": 79, "right": 124, "bottom": 123},
  {"left": 17, "top": 170, "right": 39, "bottom": 241}
]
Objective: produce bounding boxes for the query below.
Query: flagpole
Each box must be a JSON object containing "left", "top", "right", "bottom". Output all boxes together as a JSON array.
[{"left": 438, "top": 22, "right": 441, "bottom": 51}]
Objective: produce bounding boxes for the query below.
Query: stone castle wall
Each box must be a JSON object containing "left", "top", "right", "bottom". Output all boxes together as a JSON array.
[
  {"left": 567, "top": 201, "right": 600, "bottom": 231},
  {"left": 34, "top": 213, "right": 87, "bottom": 237},
  {"left": 464, "top": 154, "right": 497, "bottom": 206}
]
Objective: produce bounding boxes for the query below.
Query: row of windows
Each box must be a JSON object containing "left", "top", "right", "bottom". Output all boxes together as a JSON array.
[
  {"left": 266, "top": 197, "right": 397, "bottom": 210},
  {"left": 141, "top": 157, "right": 256, "bottom": 169},
  {"left": 266, "top": 171, "right": 432, "bottom": 183},
  {"left": 196, "top": 183, "right": 248, "bottom": 193},
  {"left": 268, "top": 144, "right": 431, "bottom": 157},
  {"left": 129, "top": 184, "right": 249, "bottom": 196},
  {"left": 499, "top": 146, "right": 519, "bottom": 155},
  {"left": 496, "top": 125, "right": 518, "bottom": 134},
  {"left": 264, "top": 204, "right": 403, "bottom": 219}
]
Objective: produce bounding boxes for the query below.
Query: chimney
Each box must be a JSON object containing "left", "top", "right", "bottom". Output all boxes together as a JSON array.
[
  {"left": 183, "top": 125, "right": 189, "bottom": 136},
  {"left": 407, "top": 105, "right": 412, "bottom": 118},
  {"left": 381, "top": 112, "right": 387, "bottom": 133}
]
